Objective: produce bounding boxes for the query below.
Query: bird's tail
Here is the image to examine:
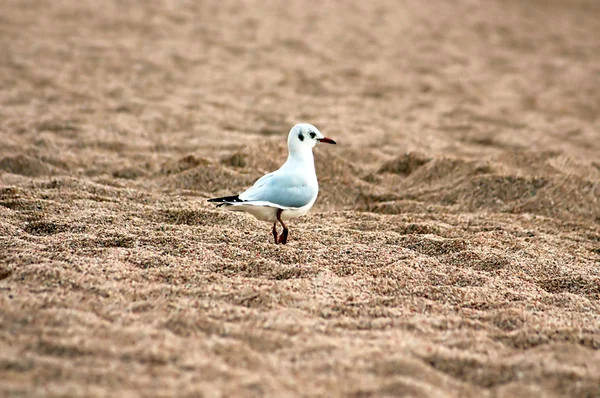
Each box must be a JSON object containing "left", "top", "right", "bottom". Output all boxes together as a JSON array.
[{"left": 207, "top": 195, "right": 244, "bottom": 207}]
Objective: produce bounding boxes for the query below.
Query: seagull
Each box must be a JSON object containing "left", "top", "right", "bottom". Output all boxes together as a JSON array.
[{"left": 208, "top": 123, "right": 336, "bottom": 244}]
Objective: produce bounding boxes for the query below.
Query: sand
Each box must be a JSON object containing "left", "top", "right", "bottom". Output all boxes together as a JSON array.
[{"left": 1, "top": 0, "right": 600, "bottom": 396}]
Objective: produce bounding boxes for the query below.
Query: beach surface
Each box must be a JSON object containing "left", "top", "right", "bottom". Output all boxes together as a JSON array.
[{"left": 1, "top": 0, "right": 599, "bottom": 396}]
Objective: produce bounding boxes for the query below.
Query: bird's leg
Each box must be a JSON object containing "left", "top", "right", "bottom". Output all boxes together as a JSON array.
[
  {"left": 276, "top": 209, "right": 288, "bottom": 244},
  {"left": 272, "top": 223, "right": 278, "bottom": 244}
]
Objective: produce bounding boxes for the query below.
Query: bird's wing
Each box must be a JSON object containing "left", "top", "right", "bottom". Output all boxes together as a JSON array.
[{"left": 239, "top": 171, "right": 317, "bottom": 208}]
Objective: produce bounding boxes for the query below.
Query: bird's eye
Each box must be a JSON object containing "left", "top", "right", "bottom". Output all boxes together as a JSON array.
[{"left": 309, "top": 131, "right": 316, "bottom": 139}]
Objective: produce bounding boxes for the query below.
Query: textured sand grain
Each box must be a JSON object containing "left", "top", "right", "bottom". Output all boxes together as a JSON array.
[{"left": 1, "top": 0, "right": 600, "bottom": 397}]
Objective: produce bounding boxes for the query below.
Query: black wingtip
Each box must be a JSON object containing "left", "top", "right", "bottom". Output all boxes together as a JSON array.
[{"left": 207, "top": 195, "right": 244, "bottom": 204}]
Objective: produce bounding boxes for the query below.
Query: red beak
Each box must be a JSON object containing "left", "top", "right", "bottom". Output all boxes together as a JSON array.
[{"left": 318, "top": 137, "right": 337, "bottom": 145}]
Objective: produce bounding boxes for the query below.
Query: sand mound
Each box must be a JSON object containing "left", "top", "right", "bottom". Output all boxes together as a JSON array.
[
  {"left": 0, "top": 154, "right": 57, "bottom": 177},
  {"left": 162, "top": 163, "right": 256, "bottom": 195},
  {"left": 219, "top": 141, "right": 286, "bottom": 173},
  {"left": 367, "top": 150, "right": 600, "bottom": 221},
  {"left": 160, "top": 154, "right": 211, "bottom": 176},
  {"left": 377, "top": 151, "right": 433, "bottom": 175},
  {"left": 162, "top": 141, "right": 366, "bottom": 207}
]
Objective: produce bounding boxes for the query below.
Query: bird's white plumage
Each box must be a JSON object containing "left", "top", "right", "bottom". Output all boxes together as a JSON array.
[{"left": 214, "top": 123, "right": 331, "bottom": 223}]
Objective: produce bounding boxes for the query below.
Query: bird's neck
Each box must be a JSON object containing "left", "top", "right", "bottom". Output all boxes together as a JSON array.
[{"left": 284, "top": 149, "right": 315, "bottom": 173}]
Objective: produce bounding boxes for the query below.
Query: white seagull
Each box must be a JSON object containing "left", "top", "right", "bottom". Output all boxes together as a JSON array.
[{"left": 208, "top": 123, "right": 336, "bottom": 244}]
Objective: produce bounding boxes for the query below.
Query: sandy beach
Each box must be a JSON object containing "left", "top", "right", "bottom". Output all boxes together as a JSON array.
[{"left": 1, "top": 0, "right": 599, "bottom": 396}]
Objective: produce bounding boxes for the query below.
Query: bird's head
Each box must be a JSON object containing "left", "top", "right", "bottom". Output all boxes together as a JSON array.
[{"left": 287, "top": 123, "right": 336, "bottom": 153}]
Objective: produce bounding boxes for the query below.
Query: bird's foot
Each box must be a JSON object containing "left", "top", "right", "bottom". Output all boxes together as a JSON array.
[{"left": 277, "top": 229, "right": 288, "bottom": 244}]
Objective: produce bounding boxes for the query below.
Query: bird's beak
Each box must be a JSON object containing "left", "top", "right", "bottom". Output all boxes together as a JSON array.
[{"left": 318, "top": 137, "right": 337, "bottom": 145}]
